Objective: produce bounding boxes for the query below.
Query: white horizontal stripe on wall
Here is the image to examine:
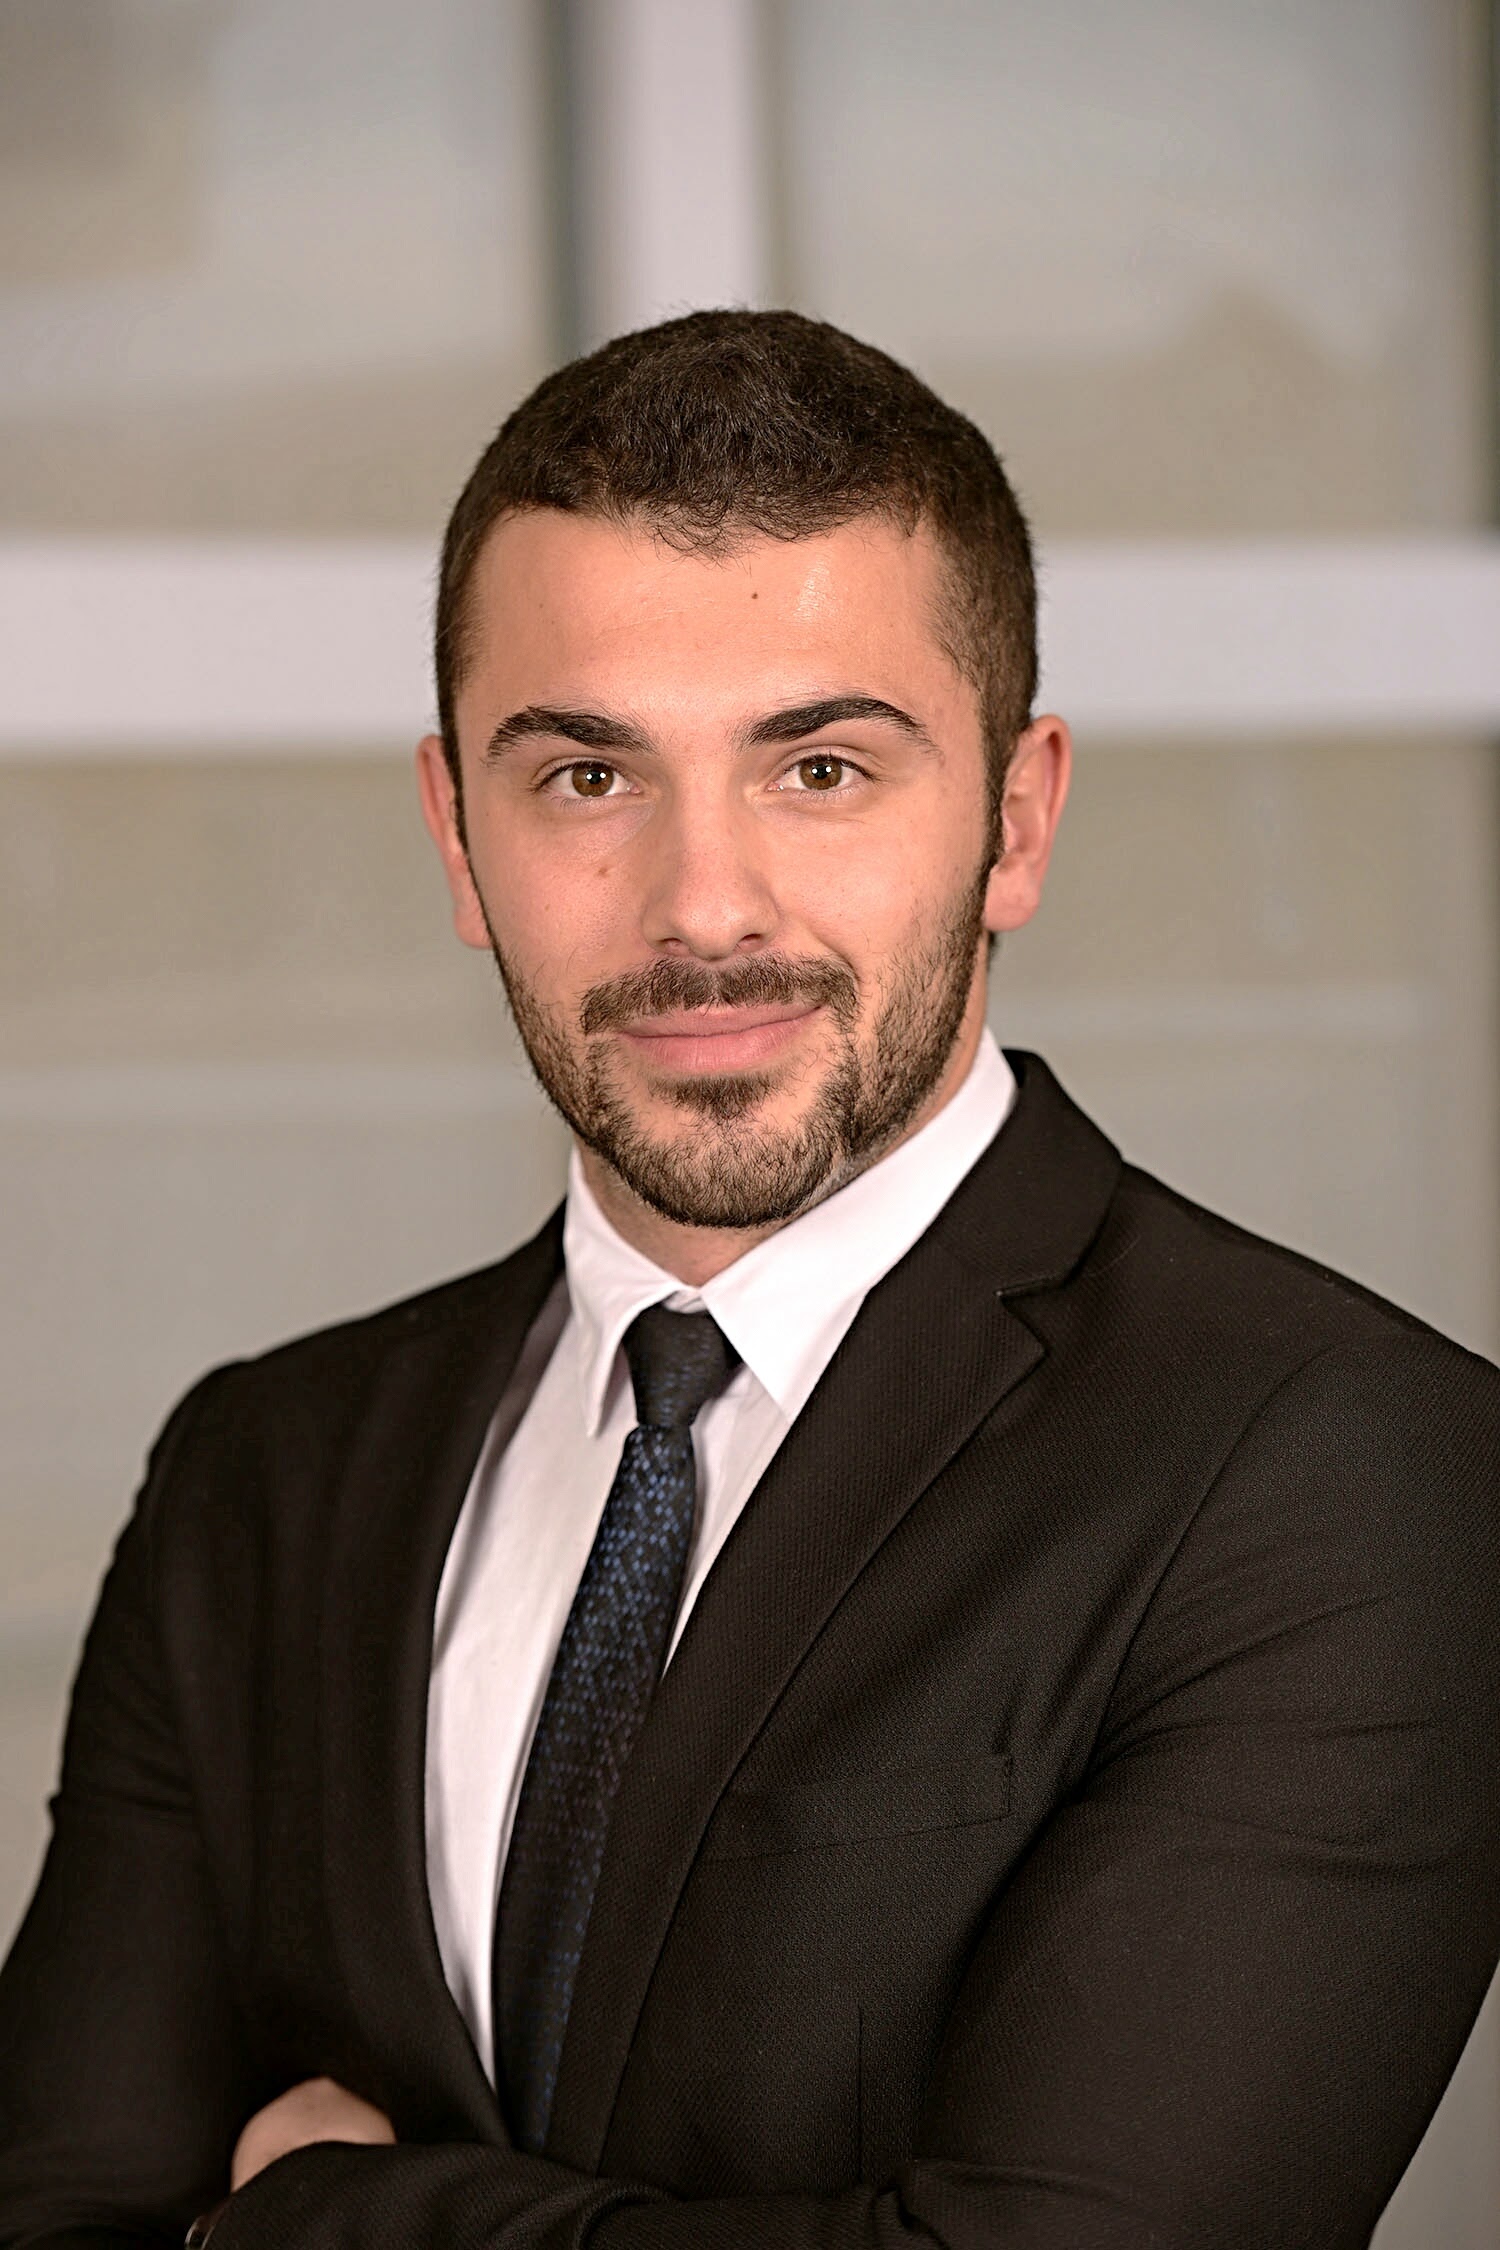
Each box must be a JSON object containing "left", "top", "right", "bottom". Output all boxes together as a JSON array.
[
  {"left": 1040, "top": 541, "right": 1500, "bottom": 735},
  {"left": 3, "top": 537, "right": 1499, "bottom": 753}
]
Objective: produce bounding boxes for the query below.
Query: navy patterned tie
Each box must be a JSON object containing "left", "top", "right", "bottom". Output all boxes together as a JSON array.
[{"left": 492, "top": 1304, "right": 740, "bottom": 2152}]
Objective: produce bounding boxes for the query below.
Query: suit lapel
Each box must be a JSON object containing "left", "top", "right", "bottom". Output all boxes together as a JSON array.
[
  {"left": 319, "top": 1213, "right": 564, "bottom": 2143},
  {"left": 547, "top": 1052, "right": 1121, "bottom": 2168}
]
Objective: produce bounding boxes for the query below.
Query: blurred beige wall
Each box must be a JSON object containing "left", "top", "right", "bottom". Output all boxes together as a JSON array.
[{"left": 0, "top": 0, "right": 551, "bottom": 534}]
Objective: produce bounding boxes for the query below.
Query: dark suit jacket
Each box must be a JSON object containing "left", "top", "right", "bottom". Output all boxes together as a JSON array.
[{"left": 3, "top": 1054, "right": 1499, "bottom": 2250}]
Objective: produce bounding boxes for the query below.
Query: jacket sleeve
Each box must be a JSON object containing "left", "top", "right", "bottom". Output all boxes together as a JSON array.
[
  {"left": 203, "top": 1329, "right": 1500, "bottom": 2250},
  {"left": 0, "top": 1375, "right": 258, "bottom": 2250}
]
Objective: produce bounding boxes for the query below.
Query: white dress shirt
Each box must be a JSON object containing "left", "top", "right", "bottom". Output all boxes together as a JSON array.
[{"left": 424, "top": 1030, "right": 1017, "bottom": 2079}]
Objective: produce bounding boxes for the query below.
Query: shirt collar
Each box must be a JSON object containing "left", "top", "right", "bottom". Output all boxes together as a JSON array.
[{"left": 563, "top": 1029, "right": 1016, "bottom": 1435}]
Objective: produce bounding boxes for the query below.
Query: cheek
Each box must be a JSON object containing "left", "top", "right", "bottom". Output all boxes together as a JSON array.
[
  {"left": 784, "top": 810, "right": 976, "bottom": 961},
  {"left": 467, "top": 824, "right": 633, "bottom": 981}
]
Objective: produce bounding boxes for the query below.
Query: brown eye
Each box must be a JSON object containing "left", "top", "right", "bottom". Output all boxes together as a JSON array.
[
  {"left": 797, "top": 754, "right": 844, "bottom": 790},
  {"left": 569, "top": 761, "right": 616, "bottom": 797}
]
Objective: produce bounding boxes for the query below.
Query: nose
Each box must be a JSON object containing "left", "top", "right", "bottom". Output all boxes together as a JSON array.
[{"left": 637, "top": 783, "right": 779, "bottom": 960}]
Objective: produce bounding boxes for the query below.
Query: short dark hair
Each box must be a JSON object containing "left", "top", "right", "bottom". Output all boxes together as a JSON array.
[{"left": 435, "top": 309, "right": 1036, "bottom": 829}]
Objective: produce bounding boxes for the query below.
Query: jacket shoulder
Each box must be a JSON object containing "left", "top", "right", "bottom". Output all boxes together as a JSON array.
[
  {"left": 1098, "top": 1158, "right": 1498, "bottom": 1388},
  {"left": 260, "top": 1212, "right": 562, "bottom": 1366},
  {"left": 144, "top": 1206, "right": 565, "bottom": 1470}
]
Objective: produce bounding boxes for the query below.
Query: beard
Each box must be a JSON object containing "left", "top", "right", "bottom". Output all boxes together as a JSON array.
[{"left": 486, "top": 863, "right": 990, "bottom": 1231}]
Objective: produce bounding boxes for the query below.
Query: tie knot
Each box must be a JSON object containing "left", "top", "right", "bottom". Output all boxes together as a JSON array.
[{"left": 623, "top": 1305, "right": 740, "bottom": 1431}]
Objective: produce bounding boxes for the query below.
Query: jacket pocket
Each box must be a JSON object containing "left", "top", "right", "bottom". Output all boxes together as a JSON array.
[{"left": 701, "top": 1752, "right": 1012, "bottom": 1860}]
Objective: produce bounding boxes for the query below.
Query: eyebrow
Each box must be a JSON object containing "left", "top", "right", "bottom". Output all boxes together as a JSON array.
[
  {"left": 483, "top": 706, "right": 653, "bottom": 763},
  {"left": 484, "top": 693, "right": 934, "bottom": 765},
  {"left": 740, "top": 694, "right": 934, "bottom": 749}
]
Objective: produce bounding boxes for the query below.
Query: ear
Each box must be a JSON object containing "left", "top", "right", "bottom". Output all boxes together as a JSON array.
[
  {"left": 415, "top": 734, "right": 492, "bottom": 951},
  {"left": 983, "top": 714, "right": 1072, "bottom": 935}
]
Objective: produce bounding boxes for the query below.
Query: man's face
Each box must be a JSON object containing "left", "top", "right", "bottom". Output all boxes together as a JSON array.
[{"left": 420, "top": 510, "right": 1065, "bottom": 1237}]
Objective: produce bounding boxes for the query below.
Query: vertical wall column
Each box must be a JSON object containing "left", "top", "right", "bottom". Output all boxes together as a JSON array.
[{"left": 549, "top": 0, "right": 772, "bottom": 354}]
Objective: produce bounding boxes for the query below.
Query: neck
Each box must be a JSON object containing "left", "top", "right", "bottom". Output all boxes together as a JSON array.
[{"left": 577, "top": 991, "right": 989, "bottom": 1287}]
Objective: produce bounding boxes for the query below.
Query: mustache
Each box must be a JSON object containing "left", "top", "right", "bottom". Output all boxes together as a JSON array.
[{"left": 579, "top": 953, "right": 858, "bottom": 1035}]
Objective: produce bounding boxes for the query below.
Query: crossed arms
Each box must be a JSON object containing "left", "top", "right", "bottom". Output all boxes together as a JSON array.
[{"left": 3, "top": 1332, "right": 1500, "bottom": 2250}]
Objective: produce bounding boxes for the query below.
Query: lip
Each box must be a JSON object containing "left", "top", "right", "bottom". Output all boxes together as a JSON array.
[{"left": 616, "top": 1002, "right": 821, "bottom": 1073}]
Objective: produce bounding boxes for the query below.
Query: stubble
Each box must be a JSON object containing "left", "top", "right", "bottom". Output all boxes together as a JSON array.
[{"left": 486, "top": 862, "right": 990, "bottom": 1230}]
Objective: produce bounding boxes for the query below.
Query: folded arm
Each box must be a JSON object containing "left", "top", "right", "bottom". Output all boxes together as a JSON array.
[{"left": 0, "top": 1377, "right": 258, "bottom": 2250}]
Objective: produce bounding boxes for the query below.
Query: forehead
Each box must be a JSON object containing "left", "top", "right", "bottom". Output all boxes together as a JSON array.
[{"left": 456, "top": 509, "right": 970, "bottom": 723}]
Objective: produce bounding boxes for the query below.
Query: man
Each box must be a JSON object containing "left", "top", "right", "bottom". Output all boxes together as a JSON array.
[{"left": 2, "top": 310, "right": 1498, "bottom": 2250}]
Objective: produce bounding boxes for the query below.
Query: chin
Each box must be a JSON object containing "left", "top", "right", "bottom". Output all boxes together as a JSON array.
[
  {"left": 658, "top": 1069, "right": 785, "bottom": 1124},
  {"left": 623, "top": 1039, "right": 823, "bottom": 1123}
]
